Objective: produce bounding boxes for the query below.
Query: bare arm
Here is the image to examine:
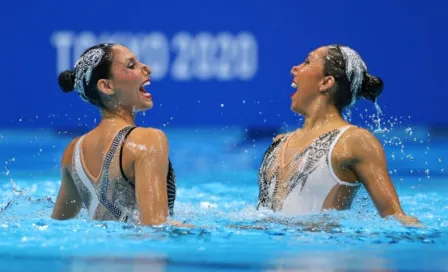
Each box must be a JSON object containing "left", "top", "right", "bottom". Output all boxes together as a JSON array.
[
  {"left": 348, "top": 128, "right": 422, "bottom": 227},
  {"left": 133, "top": 129, "right": 170, "bottom": 225},
  {"left": 51, "top": 139, "right": 82, "bottom": 220}
]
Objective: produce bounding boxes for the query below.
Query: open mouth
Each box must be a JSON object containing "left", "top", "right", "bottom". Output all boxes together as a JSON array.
[
  {"left": 291, "top": 80, "right": 298, "bottom": 89},
  {"left": 139, "top": 80, "right": 152, "bottom": 98},
  {"left": 291, "top": 80, "right": 298, "bottom": 97}
]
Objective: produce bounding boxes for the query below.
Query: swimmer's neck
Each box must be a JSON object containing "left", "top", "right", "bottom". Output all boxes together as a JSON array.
[
  {"left": 301, "top": 104, "right": 344, "bottom": 131},
  {"left": 100, "top": 108, "right": 136, "bottom": 126}
]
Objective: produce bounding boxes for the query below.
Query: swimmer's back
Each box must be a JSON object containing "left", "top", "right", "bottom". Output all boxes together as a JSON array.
[
  {"left": 58, "top": 123, "right": 173, "bottom": 225},
  {"left": 72, "top": 125, "right": 167, "bottom": 187}
]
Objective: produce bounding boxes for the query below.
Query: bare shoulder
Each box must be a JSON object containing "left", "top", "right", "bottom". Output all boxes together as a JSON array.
[
  {"left": 61, "top": 137, "right": 81, "bottom": 168},
  {"left": 125, "top": 127, "right": 169, "bottom": 157},
  {"left": 130, "top": 127, "right": 167, "bottom": 141},
  {"left": 342, "top": 126, "right": 385, "bottom": 158},
  {"left": 273, "top": 133, "right": 287, "bottom": 142},
  {"left": 343, "top": 127, "right": 382, "bottom": 144}
]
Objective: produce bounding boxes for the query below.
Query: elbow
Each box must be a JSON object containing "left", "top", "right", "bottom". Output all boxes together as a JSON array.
[
  {"left": 139, "top": 211, "right": 168, "bottom": 226},
  {"left": 51, "top": 205, "right": 81, "bottom": 220},
  {"left": 51, "top": 212, "right": 71, "bottom": 220},
  {"left": 140, "top": 218, "right": 167, "bottom": 226}
]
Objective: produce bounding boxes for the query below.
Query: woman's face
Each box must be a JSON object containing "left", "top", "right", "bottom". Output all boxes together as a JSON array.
[
  {"left": 290, "top": 46, "right": 329, "bottom": 114},
  {"left": 107, "top": 45, "right": 153, "bottom": 112}
]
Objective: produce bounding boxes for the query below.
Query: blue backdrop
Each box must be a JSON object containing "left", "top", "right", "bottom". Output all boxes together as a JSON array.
[{"left": 0, "top": 0, "right": 446, "bottom": 130}]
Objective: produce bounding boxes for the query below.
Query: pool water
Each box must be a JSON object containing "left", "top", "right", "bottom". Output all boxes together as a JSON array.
[{"left": 0, "top": 126, "right": 447, "bottom": 271}]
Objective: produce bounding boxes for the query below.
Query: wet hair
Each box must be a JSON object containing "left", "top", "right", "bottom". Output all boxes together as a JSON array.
[
  {"left": 58, "top": 43, "right": 116, "bottom": 108},
  {"left": 323, "top": 44, "right": 384, "bottom": 111}
]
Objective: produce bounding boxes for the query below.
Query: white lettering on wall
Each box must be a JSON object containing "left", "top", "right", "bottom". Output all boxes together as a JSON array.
[
  {"left": 50, "top": 31, "right": 74, "bottom": 74},
  {"left": 50, "top": 31, "right": 258, "bottom": 81}
]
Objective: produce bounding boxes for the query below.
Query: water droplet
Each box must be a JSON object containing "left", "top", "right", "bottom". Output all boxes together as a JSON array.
[
  {"left": 405, "top": 127, "right": 413, "bottom": 136},
  {"left": 220, "top": 104, "right": 224, "bottom": 107}
]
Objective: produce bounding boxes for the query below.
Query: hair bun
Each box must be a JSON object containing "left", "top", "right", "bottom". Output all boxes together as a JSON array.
[
  {"left": 58, "top": 70, "right": 76, "bottom": 93},
  {"left": 359, "top": 74, "right": 384, "bottom": 102}
]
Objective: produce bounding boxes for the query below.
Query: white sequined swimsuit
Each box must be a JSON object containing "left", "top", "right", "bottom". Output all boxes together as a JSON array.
[
  {"left": 71, "top": 126, "right": 176, "bottom": 223},
  {"left": 258, "top": 125, "right": 360, "bottom": 216}
]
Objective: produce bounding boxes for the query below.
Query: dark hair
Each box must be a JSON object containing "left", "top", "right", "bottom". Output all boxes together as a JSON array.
[
  {"left": 58, "top": 43, "right": 116, "bottom": 108},
  {"left": 323, "top": 45, "right": 384, "bottom": 111}
]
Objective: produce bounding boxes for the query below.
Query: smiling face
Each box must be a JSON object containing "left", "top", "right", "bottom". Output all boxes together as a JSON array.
[
  {"left": 289, "top": 46, "right": 333, "bottom": 114},
  {"left": 97, "top": 45, "right": 154, "bottom": 112}
]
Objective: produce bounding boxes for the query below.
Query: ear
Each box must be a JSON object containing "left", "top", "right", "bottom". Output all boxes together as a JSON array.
[
  {"left": 97, "top": 79, "right": 114, "bottom": 96},
  {"left": 319, "top": 75, "right": 336, "bottom": 94}
]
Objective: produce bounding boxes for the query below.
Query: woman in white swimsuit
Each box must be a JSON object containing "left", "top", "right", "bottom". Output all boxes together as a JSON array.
[
  {"left": 258, "top": 45, "right": 420, "bottom": 226},
  {"left": 51, "top": 43, "right": 176, "bottom": 226}
]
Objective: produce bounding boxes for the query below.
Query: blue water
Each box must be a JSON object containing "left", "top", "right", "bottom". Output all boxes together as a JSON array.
[{"left": 0, "top": 126, "right": 447, "bottom": 271}]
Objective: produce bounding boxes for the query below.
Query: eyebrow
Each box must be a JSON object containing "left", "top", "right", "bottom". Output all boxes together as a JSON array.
[{"left": 125, "top": 56, "right": 137, "bottom": 64}]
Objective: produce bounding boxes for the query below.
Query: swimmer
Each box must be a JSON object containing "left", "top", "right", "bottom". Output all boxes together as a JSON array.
[
  {"left": 51, "top": 43, "right": 177, "bottom": 226},
  {"left": 257, "top": 45, "right": 421, "bottom": 227}
]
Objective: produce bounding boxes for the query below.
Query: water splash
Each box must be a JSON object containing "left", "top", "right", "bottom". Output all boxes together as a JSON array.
[
  {"left": 346, "top": 102, "right": 438, "bottom": 181},
  {"left": 344, "top": 108, "right": 353, "bottom": 123},
  {"left": 372, "top": 101, "right": 385, "bottom": 134}
]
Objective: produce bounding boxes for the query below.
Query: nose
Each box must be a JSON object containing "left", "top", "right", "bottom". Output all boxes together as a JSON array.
[
  {"left": 290, "top": 65, "right": 298, "bottom": 76},
  {"left": 142, "top": 65, "right": 152, "bottom": 76}
]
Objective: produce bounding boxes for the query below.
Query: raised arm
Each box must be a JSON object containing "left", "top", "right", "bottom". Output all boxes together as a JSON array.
[{"left": 348, "top": 128, "right": 421, "bottom": 227}]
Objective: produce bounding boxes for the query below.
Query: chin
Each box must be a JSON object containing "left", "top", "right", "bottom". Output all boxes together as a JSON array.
[
  {"left": 134, "top": 103, "right": 153, "bottom": 113},
  {"left": 142, "top": 99, "right": 154, "bottom": 109},
  {"left": 290, "top": 103, "right": 303, "bottom": 115}
]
